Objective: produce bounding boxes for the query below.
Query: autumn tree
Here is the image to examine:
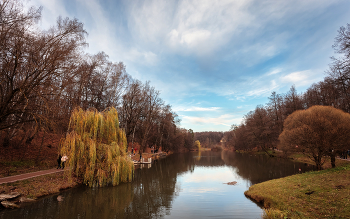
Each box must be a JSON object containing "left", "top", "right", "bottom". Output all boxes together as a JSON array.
[
  {"left": 0, "top": 0, "right": 192, "bottom": 155},
  {"left": 244, "top": 106, "right": 275, "bottom": 156},
  {"left": 279, "top": 105, "right": 350, "bottom": 170},
  {"left": 157, "top": 105, "right": 178, "bottom": 152},
  {"left": 267, "top": 91, "right": 284, "bottom": 135},
  {"left": 60, "top": 107, "right": 133, "bottom": 187},
  {"left": 327, "top": 23, "right": 350, "bottom": 113},
  {"left": 233, "top": 124, "right": 252, "bottom": 150},
  {"left": 183, "top": 129, "right": 194, "bottom": 151},
  {"left": 283, "top": 85, "right": 304, "bottom": 117},
  {"left": 0, "top": 0, "right": 87, "bottom": 146},
  {"left": 194, "top": 140, "right": 201, "bottom": 151},
  {"left": 136, "top": 82, "right": 163, "bottom": 152},
  {"left": 194, "top": 131, "right": 223, "bottom": 148}
]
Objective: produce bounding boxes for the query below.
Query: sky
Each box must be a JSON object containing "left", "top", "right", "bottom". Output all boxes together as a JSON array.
[{"left": 28, "top": 0, "right": 350, "bottom": 132}]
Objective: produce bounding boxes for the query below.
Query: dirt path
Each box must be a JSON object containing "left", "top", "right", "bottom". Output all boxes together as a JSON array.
[{"left": 0, "top": 168, "right": 65, "bottom": 185}]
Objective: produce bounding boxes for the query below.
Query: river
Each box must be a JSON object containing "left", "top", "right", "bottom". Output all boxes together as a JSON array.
[{"left": 0, "top": 151, "right": 316, "bottom": 219}]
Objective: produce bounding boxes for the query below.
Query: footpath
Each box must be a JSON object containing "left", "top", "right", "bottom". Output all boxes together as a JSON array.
[{"left": 0, "top": 168, "right": 65, "bottom": 185}]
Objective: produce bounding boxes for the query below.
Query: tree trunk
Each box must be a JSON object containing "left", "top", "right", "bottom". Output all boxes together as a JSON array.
[
  {"left": 314, "top": 155, "right": 323, "bottom": 170},
  {"left": 331, "top": 152, "right": 336, "bottom": 168}
]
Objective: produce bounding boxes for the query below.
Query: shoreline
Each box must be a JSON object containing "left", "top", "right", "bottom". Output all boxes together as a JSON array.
[
  {"left": 0, "top": 171, "right": 80, "bottom": 209},
  {"left": 244, "top": 163, "right": 350, "bottom": 218},
  {"left": 0, "top": 151, "right": 170, "bottom": 209},
  {"left": 236, "top": 149, "right": 350, "bottom": 169}
]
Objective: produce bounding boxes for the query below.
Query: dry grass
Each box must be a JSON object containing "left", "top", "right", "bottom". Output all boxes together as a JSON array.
[
  {"left": 237, "top": 149, "right": 350, "bottom": 170},
  {"left": 289, "top": 153, "right": 349, "bottom": 169},
  {"left": 245, "top": 164, "right": 350, "bottom": 219},
  {"left": 0, "top": 172, "right": 80, "bottom": 199}
]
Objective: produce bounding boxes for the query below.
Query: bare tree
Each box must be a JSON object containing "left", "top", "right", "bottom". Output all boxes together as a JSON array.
[
  {"left": 0, "top": 1, "right": 87, "bottom": 144},
  {"left": 244, "top": 106, "right": 275, "bottom": 156},
  {"left": 138, "top": 82, "right": 164, "bottom": 152},
  {"left": 327, "top": 23, "right": 350, "bottom": 112}
]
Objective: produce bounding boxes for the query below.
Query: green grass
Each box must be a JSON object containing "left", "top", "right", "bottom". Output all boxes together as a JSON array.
[{"left": 245, "top": 164, "right": 350, "bottom": 218}]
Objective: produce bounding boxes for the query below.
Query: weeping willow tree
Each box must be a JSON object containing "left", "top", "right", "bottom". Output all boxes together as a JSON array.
[{"left": 60, "top": 107, "right": 134, "bottom": 187}]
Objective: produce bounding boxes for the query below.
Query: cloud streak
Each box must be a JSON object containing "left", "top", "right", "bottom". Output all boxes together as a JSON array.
[
  {"left": 182, "top": 114, "right": 242, "bottom": 127},
  {"left": 176, "top": 106, "right": 221, "bottom": 112},
  {"left": 28, "top": 0, "right": 350, "bottom": 131}
]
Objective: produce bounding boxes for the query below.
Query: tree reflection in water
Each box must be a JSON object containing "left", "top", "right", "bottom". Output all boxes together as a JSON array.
[{"left": 0, "top": 151, "right": 316, "bottom": 219}]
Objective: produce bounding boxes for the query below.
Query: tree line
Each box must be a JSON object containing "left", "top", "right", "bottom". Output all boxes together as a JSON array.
[
  {"left": 194, "top": 131, "right": 223, "bottom": 148},
  {"left": 224, "top": 23, "right": 350, "bottom": 163},
  {"left": 0, "top": 0, "right": 194, "bottom": 153}
]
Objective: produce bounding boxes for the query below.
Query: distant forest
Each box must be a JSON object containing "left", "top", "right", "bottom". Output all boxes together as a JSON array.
[
  {"left": 0, "top": 0, "right": 194, "bottom": 153},
  {"left": 194, "top": 132, "right": 224, "bottom": 148},
  {"left": 224, "top": 23, "right": 350, "bottom": 153}
]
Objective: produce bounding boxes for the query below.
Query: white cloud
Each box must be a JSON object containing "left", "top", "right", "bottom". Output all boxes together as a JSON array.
[
  {"left": 280, "top": 70, "right": 316, "bottom": 86},
  {"left": 126, "top": 48, "right": 158, "bottom": 66},
  {"left": 177, "top": 29, "right": 211, "bottom": 47},
  {"left": 219, "top": 67, "right": 323, "bottom": 100},
  {"left": 26, "top": 0, "right": 349, "bottom": 133},
  {"left": 176, "top": 106, "right": 221, "bottom": 112},
  {"left": 126, "top": 0, "right": 254, "bottom": 57},
  {"left": 182, "top": 114, "right": 241, "bottom": 127},
  {"left": 266, "top": 68, "right": 282, "bottom": 76},
  {"left": 29, "top": 0, "right": 69, "bottom": 29}
]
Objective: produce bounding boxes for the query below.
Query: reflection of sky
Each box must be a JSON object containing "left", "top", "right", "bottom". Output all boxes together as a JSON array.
[{"left": 165, "top": 166, "right": 262, "bottom": 219}]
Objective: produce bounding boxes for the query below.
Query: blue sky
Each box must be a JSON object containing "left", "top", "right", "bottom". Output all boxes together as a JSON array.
[{"left": 29, "top": 0, "right": 350, "bottom": 132}]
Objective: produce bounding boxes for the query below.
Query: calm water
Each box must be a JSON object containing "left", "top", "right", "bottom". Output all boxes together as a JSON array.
[{"left": 0, "top": 151, "right": 316, "bottom": 219}]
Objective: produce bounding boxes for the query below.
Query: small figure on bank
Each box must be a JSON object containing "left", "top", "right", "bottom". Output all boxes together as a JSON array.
[
  {"left": 131, "top": 147, "right": 134, "bottom": 154},
  {"left": 140, "top": 151, "right": 142, "bottom": 163},
  {"left": 61, "top": 155, "right": 68, "bottom": 169},
  {"left": 57, "top": 155, "right": 62, "bottom": 169},
  {"left": 134, "top": 148, "right": 137, "bottom": 155}
]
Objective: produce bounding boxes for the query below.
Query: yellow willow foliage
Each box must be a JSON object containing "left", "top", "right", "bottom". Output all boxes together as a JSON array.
[
  {"left": 60, "top": 107, "right": 134, "bottom": 187},
  {"left": 194, "top": 140, "right": 201, "bottom": 151}
]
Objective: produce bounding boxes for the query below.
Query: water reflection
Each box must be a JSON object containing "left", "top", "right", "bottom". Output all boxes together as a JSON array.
[
  {"left": 222, "top": 152, "right": 315, "bottom": 185},
  {"left": 0, "top": 151, "right": 316, "bottom": 219}
]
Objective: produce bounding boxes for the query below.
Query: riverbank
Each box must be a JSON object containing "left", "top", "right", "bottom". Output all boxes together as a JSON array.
[
  {"left": 0, "top": 171, "right": 80, "bottom": 208},
  {"left": 0, "top": 150, "right": 169, "bottom": 209},
  {"left": 245, "top": 163, "right": 350, "bottom": 218},
  {"left": 236, "top": 149, "right": 350, "bottom": 169}
]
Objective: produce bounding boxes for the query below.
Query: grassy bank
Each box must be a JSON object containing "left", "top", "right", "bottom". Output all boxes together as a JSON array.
[
  {"left": 236, "top": 149, "right": 350, "bottom": 169},
  {"left": 245, "top": 163, "right": 350, "bottom": 218},
  {"left": 0, "top": 172, "right": 80, "bottom": 201},
  {"left": 0, "top": 150, "right": 167, "bottom": 204}
]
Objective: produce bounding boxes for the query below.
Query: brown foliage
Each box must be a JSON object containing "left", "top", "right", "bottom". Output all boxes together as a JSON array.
[
  {"left": 194, "top": 131, "right": 223, "bottom": 148},
  {"left": 279, "top": 105, "right": 350, "bottom": 169}
]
